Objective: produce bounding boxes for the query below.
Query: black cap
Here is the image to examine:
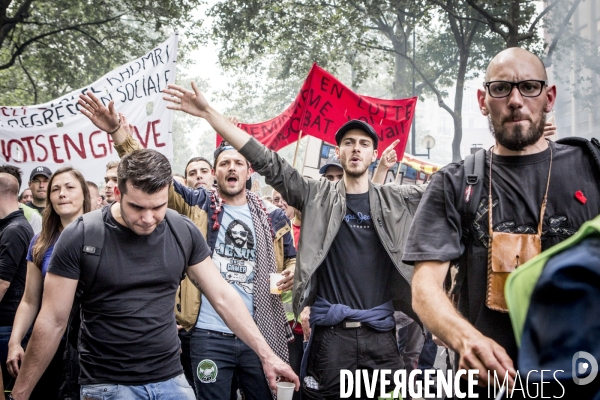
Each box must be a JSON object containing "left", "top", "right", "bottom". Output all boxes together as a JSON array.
[
  {"left": 319, "top": 155, "right": 342, "bottom": 174},
  {"left": 335, "top": 120, "right": 378, "bottom": 148},
  {"left": 29, "top": 166, "right": 52, "bottom": 181},
  {"left": 213, "top": 141, "right": 236, "bottom": 164}
]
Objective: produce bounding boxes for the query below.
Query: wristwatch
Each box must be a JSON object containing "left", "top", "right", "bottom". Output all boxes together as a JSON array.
[{"left": 6, "top": 394, "right": 15, "bottom": 400}]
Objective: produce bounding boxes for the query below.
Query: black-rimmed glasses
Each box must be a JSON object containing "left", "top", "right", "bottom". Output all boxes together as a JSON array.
[{"left": 484, "top": 80, "right": 547, "bottom": 98}]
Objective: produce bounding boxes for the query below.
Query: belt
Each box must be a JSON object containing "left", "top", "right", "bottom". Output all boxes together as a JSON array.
[
  {"left": 334, "top": 320, "right": 363, "bottom": 329},
  {"left": 198, "top": 328, "right": 236, "bottom": 337}
]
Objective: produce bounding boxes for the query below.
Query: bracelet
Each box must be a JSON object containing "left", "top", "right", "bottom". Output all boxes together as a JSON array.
[{"left": 107, "top": 122, "right": 121, "bottom": 135}]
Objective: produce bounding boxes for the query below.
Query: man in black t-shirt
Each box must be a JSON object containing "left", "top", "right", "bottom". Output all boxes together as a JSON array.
[
  {"left": 10, "top": 149, "right": 298, "bottom": 400},
  {"left": 404, "top": 47, "right": 600, "bottom": 399},
  {"left": 0, "top": 168, "right": 34, "bottom": 395},
  {"left": 162, "top": 82, "right": 425, "bottom": 400},
  {"left": 25, "top": 166, "right": 51, "bottom": 215}
]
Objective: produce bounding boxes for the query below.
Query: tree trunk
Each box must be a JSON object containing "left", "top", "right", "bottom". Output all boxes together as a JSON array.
[
  {"left": 452, "top": 46, "right": 470, "bottom": 162},
  {"left": 507, "top": 0, "right": 521, "bottom": 47},
  {"left": 390, "top": 35, "right": 409, "bottom": 98},
  {"left": 394, "top": 50, "right": 408, "bottom": 98}
]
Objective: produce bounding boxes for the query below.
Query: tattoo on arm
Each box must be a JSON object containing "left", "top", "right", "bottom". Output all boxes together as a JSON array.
[{"left": 188, "top": 276, "right": 203, "bottom": 292}]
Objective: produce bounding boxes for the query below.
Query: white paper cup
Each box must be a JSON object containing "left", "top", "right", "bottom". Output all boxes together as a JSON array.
[
  {"left": 277, "top": 381, "right": 295, "bottom": 400},
  {"left": 270, "top": 273, "right": 283, "bottom": 294}
]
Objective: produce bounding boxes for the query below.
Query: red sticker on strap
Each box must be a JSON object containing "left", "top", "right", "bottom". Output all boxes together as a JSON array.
[
  {"left": 575, "top": 190, "right": 587, "bottom": 204},
  {"left": 464, "top": 185, "right": 473, "bottom": 203}
]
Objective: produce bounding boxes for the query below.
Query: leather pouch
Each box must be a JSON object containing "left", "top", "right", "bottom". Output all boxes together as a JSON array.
[{"left": 486, "top": 231, "right": 541, "bottom": 312}]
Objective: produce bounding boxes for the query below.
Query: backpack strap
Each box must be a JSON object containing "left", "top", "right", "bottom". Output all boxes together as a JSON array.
[
  {"left": 556, "top": 136, "right": 600, "bottom": 176},
  {"left": 164, "top": 209, "right": 193, "bottom": 271},
  {"left": 462, "top": 148, "right": 486, "bottom": 219},
  {"left": 76, "top": 210, "right": 105, "bottom": 299},
  {"left": 63, "top": 209, "right": 106, "bottom": 396},
  {"left": 451, "top": 148, "right": 486, "bottom": 296}
]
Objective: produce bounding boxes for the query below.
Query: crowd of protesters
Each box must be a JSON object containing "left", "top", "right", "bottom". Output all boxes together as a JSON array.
[{"left": 0, "top": 46, "right": 598, "bottom": 400}]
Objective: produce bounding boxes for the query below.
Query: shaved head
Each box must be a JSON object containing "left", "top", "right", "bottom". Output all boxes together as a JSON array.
[
  {"left": 0, "top": 173, "right": 19, "bottom": 197},
  {"left": 485, "top": 48, "right": 547, "bottom": 82},
  {"left": 478, "top": 47, "right": 556, "bottom": 154}
]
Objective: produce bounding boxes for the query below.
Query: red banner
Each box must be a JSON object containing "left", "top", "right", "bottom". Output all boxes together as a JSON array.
[{"left": 219, "top": 64, "right": 417, "bottom": 159}]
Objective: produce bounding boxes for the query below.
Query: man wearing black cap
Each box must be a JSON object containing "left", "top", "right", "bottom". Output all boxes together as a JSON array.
[
  {"left": 319, "top": 155, "right": 343, "bottom": 182},
  {"left": 26, "top": 166, "right": 52, "bottom": 214},
  {"left": 164, "top": 82, "right": 424, "bottom": 399}
]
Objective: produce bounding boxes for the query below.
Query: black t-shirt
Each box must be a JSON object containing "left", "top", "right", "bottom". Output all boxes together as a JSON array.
[
  {"left": 24, "top": 202, "right": 44, "bottom": 215},
  {"left": 403, "top": 141, "right": 600, "bottom": 362},
  {"left": 0, "top": 209, "right": 34, "bottom": 326},
  {"left": 316, "top": 192, "right": 395, "bottom": 310},
  {"left": 48, "top": 207, "right": 211, "bottom": 385}
]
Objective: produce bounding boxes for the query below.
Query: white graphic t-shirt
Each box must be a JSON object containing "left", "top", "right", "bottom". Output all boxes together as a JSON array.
[{"left": 196, "top": 203, "right": 256, "bottom": 333}]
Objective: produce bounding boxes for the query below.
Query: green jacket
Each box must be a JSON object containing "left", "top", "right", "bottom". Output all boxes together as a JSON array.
[
  {"left": 506, "top": 214, "right": 600, "bottom": 346},
  {"left": 239, "top": 138, "right": 425, "bottom": 319}
]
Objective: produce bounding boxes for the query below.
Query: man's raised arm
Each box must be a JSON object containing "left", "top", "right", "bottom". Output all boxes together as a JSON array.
[
  {"left": 79, "top": 92, "right": 130, "bottom": 147},
  {"left": 164, "top": 82, "right": 251, "bottom": 149},
  {"left": 78, "top": 92, "right": 209, "bottom": 216},
  {"left": 163, "top": 83, "right": 313, "bottom": 211}
]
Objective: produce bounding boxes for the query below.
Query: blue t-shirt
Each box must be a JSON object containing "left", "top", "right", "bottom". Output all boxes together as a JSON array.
[
  {"left": 26, "top": 234, "right": 55, "bottom": 278},
  {"left": 197, "top": 204, "right": 256, "bottom": 333}
]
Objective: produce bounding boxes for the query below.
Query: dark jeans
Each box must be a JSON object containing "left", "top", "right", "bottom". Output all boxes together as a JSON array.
[
  {"left": 304, "top": 325, "right": 401, "bottom": 400},
  {"left": 178, "top": 328, "right": 196, "bottom": 393},
  {"left": 288, "top": 332, "right": 304, "bottom": 400},
  {"left": 396, "top": 320, "right": 424, "bottom": 376},
  {"left": 190, "top": 328, "right": 271, "bottom": 400},
  {"left": 417, "top": 331, "right": 438, "bottom": 371}
]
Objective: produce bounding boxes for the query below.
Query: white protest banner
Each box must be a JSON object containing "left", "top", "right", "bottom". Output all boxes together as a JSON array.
[{"left": 0, "top": 34, "right": 178, "bottom": 187}]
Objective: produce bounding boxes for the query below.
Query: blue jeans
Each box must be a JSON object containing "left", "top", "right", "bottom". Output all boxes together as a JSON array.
[
  {"left": 190, "top": 328, "right": 272, "bottom": 400},
  {"left": 80, "top": 374, "right": 194, "bottom": 400}
]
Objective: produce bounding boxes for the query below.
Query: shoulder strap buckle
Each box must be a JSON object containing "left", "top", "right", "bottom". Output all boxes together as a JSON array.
[{"left": 466, "top": 174, "right": 479, "bottom": 185}]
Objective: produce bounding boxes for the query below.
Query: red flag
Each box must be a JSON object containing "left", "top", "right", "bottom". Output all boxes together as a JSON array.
[{"left": 219, "top": 64, "right": 416, "bottom": 159}]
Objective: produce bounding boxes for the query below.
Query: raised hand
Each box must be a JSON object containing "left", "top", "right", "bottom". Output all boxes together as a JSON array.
[
  {"left": 120, "top": 113, "right": 135, "bottom": 137},
  {"left": 78, "top": 92, "right": 120, "bottom": 133},
  {"left": 163, "top": 82, "right": 210, "bottom": 118},
  {"left": 380, "top": 139, "right": 400, "bottom": 169},
  {"left": 228, "top": 116, "right": 241, "bottom": 127},
  {"left": 543, "top": 121, "right": 557, "bottom": 138}
]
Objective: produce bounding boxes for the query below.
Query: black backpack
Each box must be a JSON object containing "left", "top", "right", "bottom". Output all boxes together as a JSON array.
[
  {"left": 59, "top": 208, "right": 193, "bottom": 399},
  {"left": 449, "top": 137, "right": 600, "bottom": 301}
]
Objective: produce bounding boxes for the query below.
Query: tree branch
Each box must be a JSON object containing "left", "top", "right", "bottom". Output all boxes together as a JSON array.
[
  {"left": 360, "top": 41, "right": 457, "bottom": 118},
  {"left": 465, "top": 0, "right": 510, "bottom": 41},
  {"left": 526, "top": 0, "right": 562, "bottom": 37},
  {"left": 0, "top": 14, "right": 126, "bottom": 70},
  {"left": 428, "top": 0, "right": 488, "bottom": 25},
  {"left": 18, "top": 54, "right": 37, "bottom": 104},
  {"left": 0, "top": 0, "right": 35, "bottom": 48},
  {"left": 544, "top": 0, "right": 583, "bottom": 67},
  {"left": 415, "top": 54, "right": 458, "bottom": 94}
]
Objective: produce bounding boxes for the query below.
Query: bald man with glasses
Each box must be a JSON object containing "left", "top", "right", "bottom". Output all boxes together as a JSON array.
[{"left": 403, "top": 47, "right": 600, "bottom": 398}]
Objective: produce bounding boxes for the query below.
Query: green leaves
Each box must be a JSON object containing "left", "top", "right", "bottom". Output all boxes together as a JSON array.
[{"left": 0, "top": 0, "right": 205, "bottom": 106}]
